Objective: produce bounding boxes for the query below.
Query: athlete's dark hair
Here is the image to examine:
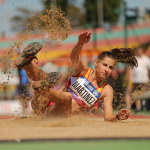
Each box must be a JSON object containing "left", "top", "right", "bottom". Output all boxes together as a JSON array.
[{"left": 97, "top": 48, "right": 138, "bottom": 68}]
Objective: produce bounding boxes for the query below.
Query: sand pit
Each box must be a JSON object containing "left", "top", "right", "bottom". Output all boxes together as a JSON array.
[{"left": 0, "top": 115, "right": 150, "bottom": 141}]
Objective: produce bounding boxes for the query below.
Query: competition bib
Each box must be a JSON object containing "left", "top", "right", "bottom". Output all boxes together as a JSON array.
[{"left": 69, "top": 76, "right": 101, "bottom": 107}]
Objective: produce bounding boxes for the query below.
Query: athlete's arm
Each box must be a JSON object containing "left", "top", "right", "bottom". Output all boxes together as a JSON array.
[
  {"left": 103, "top": 85, "right": 131, "bottom": 122},
  {"left": 70, "top": 32, "right": 91, "bottom": 76},
  {"left": 103, "top": 85, "right": 116, "bottom": 121}
]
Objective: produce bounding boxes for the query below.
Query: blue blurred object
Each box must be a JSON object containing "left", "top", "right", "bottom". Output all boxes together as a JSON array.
[
  {"left": 17, "top": 68, "right": 30, "bottom": 100},
  {"left": 19, "top": 68, "right": 29, "bottom": 85}
]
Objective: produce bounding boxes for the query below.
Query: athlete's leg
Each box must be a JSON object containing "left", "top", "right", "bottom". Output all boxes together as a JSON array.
[
  {"left": 23, "top": 63, "right": 47, "bottom": 81},
  {"left": 31, "top": 88, "right": 72, "bottom": 116},
  {"left": 23, "top": 63, "right": 71, "bottom": 116},
  {"left": 15, "top": 42, "right": 72, "bottom": 116},
  {"left": 23, "top": 63, "right": 61, "bottom": 92}
]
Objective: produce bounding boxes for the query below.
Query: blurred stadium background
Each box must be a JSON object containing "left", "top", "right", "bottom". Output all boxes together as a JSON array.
[{"left": 0, "top": 0, "right": 150, "bottom": 117}]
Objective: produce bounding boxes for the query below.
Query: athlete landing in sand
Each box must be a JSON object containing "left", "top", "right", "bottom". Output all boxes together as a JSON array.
[{"left": 15, "top": 32, "right": 138, "bottom": 122}]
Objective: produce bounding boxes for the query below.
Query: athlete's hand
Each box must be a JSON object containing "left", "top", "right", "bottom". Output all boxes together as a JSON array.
[
  {"left": 118, "top": 109, "right": 131, "bottom": 120},
  {"left": 78, "top": 32, "right": 92, "bottom": 45}
]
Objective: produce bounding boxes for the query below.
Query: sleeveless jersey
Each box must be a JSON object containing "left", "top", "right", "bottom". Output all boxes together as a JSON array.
[{"left": 65, "top": 68, "right": 107, "bottom": 108}]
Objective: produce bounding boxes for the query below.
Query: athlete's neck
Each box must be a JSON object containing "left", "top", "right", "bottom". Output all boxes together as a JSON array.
[{"left": 90, "top": 70, "right": 105, "bottom": 87}]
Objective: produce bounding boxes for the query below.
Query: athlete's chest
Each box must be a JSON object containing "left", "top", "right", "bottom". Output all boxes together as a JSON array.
[
  {"left": 87, "top": 76, "right": 106, "bottom": 101},
  {"left": 88, "top": 77, "right": 99, "bottom": 89},
  {"left": 69, "top": 76, "right": 101, "bottom": 107}
]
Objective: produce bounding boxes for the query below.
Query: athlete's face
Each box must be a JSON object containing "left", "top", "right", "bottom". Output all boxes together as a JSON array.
[{"left": 95, "top": 57, "right": 115, "bottom": 79}]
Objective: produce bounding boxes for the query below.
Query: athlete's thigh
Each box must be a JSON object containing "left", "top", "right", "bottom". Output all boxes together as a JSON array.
[{"left": 45, "top": 88, "right": 72, "bottom": 103}]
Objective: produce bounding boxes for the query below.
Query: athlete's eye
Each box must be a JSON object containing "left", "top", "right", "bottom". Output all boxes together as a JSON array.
[
  {"left": 109, "top": 66, "right": 113, "bottom": 70},
  {"left": 103, "top": 63, "right": 107, "bottom": 66}
]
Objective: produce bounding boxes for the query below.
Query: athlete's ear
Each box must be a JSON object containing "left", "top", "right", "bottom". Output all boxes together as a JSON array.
[{"left": 95, "top": 59, "right": 99, "bottom": 68}]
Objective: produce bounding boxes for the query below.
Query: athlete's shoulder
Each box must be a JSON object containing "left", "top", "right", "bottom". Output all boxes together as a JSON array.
[
  {"left": 102, "top": 83, "right": 113, "bottom": 95},
  {"left": 75, "top": 67, "right": 91, "bottom": 77},
  {"left": 103, "top": 83, "right": 113, "bottom": 90}
]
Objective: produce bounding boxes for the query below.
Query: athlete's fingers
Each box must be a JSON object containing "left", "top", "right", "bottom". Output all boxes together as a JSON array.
[
  {"left": 83, "top": 32, "right": 88, "bottom": 36},
  {"left": 124, "top": 111, "right": 131, "bottom": 116},
  {"left": 87, "top": 34, "right": 91, "bottom": 39},
  {"left": 118, "top": 109, "right": 131, "bottom": 120},
  {"left": 120, "top": 116, "right": 126, "bottom": 120},
  {"left": 120, "top": 114, "right": 128, "bottom": 120},
  {"left": 127, "top": 110, "right": 131, "bottom": 113},
  {"left": 125, "top": 115, "right": 130, "bottom": 119},
  {"left": 120, "top": 112, "right": 131, "bottom": 120},
  {"left": 121, "top": 109, "right": 128, "bottom": 112},
  {"left": 125, "top": 113, "right": 130, "bottom": 117},
  {"left": 127, "top": 113, "right": 131, "bottom": 117},
  {"left": 127, "top": 111, "right": 131, "bottom": 115},
  {"left": 81, "top": 33, "right": 87, "bottom": 38},
  {"left": 85, "top": 33, "right": 91, "bottom": 42},
  {"left": 87, "top": 33, "right": 92, "bottom": 36},
  {"left": 83, "top": 32, "right": 90, "bottom": 37},
  {"left": 120, "top": 109, "right": 131, "bottom": 114}
]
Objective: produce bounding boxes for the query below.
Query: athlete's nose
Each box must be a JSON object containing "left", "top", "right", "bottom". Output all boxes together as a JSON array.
[{"left": 105, "top": 66, "right": 109, "bottom": 72}]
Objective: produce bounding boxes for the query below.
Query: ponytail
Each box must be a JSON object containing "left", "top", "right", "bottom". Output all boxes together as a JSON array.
[
  {"left": 97, "top": 48, "right": 138, "bottom": 68},
  {"left": 110, "top": 48, "right": 138, "bottom": 68}
]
